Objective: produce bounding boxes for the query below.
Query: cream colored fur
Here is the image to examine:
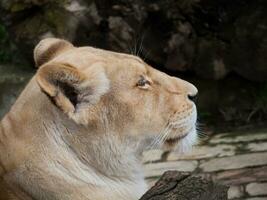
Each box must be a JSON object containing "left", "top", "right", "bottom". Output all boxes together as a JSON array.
[{"left": 0, "top": 38, "right": 198, "bottom": 200}]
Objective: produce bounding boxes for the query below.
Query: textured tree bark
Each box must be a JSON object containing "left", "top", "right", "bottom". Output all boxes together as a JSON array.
[{"left": 140, "top": 171, "right": 228, "bottom": 200}]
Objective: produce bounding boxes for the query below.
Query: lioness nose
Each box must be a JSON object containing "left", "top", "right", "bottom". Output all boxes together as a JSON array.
[
  {"left": 172, "top": 76, "right": 198, "bottom": 101},
  {"left": 188, "top": 93, "right": 198, "bottom": 103},
  {"left": 185, "top": 82, "right": 198, "bottom": 103}
]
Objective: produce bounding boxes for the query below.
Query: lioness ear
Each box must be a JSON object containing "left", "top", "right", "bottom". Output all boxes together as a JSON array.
[
  {"left": 34, "top": 38, "right": 74, "bottom": 67},
  {"left": 36, "top": 63, "right": 110, "bottom": 124}
]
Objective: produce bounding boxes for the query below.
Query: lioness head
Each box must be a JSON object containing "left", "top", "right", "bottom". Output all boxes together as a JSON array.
[
  {"left": 0, "top": 38, "right": 199, "bottom": 199},
  {"left": 34, "top": 38, "right": 198, "bottom": 151}
]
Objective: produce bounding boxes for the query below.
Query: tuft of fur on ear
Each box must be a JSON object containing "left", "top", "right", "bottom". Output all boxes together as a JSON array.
[
  {"left": 36, "top": 63, "right": 110, "bottom": 124},
  {"left": 34, "top": 38, "right": 74, "bottom": 67}
]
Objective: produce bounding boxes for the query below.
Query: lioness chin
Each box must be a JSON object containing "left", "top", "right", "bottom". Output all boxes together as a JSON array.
[{"left": 0, "top": 38, "right": 198, "bottom": 200}]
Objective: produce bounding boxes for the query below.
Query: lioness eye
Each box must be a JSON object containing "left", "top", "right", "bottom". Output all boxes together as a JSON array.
[{"left": 136, "top": 76, "right": 151, "bottom": 87}]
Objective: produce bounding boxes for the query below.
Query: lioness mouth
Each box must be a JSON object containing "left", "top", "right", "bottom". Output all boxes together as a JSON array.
[{"left": 165, "top": 133, "right": 188, "bottom": 145}]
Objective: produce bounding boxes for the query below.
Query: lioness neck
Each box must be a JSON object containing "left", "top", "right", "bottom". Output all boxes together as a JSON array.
[
  {"left": 34, "top": 118, "right": 147, "bottom": 199},
  {"left": 0, "top": 79, "right": 147, "bottom": 199},
  {"left": 0, "top": 113, "right": 28, "bottom": 177},
  {"left": 3, "top": 108, "right": 146, "bottom": 200}
]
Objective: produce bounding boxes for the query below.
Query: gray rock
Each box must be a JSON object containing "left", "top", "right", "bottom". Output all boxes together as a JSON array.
[
  {"left": 200, "top": 152, "right": 267, "bottom": 172},
  {"left": 167, "top": 144, "right": 236, "bottom": 160},
  {"left": 228, "top": 185, "right": 244, "bottom": 199},
  {"left": 246, "top": 182, "right": 267, "bottom": 196},
  {"left": 1, "top": 0, "right": 267, "bottom": 81},
  {"left": 210, "top": 132, "right": 267, "bottom": 144},
  {"left": 144, "top": 160, "right": 198, "bottom": 178}
]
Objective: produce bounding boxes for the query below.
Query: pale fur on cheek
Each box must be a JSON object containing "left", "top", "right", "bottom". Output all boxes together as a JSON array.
[
  {"left": 173, "top": 106, "right": 198, "bottom": 153},
  {"left": 174, "top": 128, "right": 197, "bottom": 153}
]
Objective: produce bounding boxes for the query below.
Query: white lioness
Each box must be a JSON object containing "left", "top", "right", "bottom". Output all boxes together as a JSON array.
[{"left": 0, "top": 38, "right": 198, "bottom": 200}]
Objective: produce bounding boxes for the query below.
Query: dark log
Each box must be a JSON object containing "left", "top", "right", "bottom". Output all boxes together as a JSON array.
[{"left": 140, "top": 171, "right": 228, "bottom": 200}]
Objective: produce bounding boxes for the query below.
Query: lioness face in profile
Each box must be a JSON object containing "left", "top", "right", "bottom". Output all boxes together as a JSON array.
[
  {"left": 0, "top": 38, "right": 198, "bottom": 200},
  {"left": 36, "top": 38, "right": 198, "bottom": 151}
]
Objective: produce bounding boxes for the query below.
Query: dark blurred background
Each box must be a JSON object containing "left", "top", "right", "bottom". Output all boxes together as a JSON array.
[{"left": 0, "top": 0, "right": 267, "bottom": 133}]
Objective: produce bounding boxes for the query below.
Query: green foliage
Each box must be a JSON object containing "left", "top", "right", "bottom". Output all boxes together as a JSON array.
[
  {"left": 256, "top": 83, "right": 267, "bottom": 112},
  {"left": 198, "top": 111, "right": 212, "bottom": 119},
  {"left": 0, "top": 23, "right": 26, "bottom": 65},
  {"left": 0, "top": 24, "right": 7, "bottom": 40},
  {"left": 0, "top": 23, "right": 12, "bottom": 63}
]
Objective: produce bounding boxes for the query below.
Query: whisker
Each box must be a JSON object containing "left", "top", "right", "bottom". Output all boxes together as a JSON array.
[
  {"left": 148, "top": 122, "right": 170, "bottom": 149},
  {"left": 160, "top": 124, "right": 172, "bottom": 144},
  {"left": 148, "top": 129, "right": 164, "bottom": 149},
  {"left": 137, "top": 34, "right": 145, "bottom": 57},
  {"left": 195, "top": 122, "right": 209, "bottom": 141},
  {"left": 152, "top": 126, "right": 169, "bottom": 148},
  {"left": 155, "top": 129, "right": 168, "bottom": 147}
]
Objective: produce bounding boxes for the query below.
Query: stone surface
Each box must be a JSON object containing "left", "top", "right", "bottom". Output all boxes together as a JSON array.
[
  {"left": 227, "top": 185, "right": 244, "bottom": 199},
  {"left": 210, "top": 132, "right": 267, "bottom": 144},
  {"left": 246, "top": 182, "right": 267, "bottom": 196},
  {"left": 144, "top": 160, "right": 198, "bottom": 178},
  {"left": 143, "top": 131, "right": 267, "bottom": 199},
  {"left": 167, "top": 144, "right": 236, "bottom": 161},
  {"left": 248, "top": 142, "right": 267, "bottom": 152},
  {"left": 213, "top": 166, "right": 267, "bottom": 185},
  {"left": 200, "top": 152, "right": 267, "bottom": 172}
]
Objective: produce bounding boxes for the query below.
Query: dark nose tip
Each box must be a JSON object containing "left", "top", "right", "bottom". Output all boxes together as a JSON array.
[{"left": 188, "top": 93, "right": 198, "bottom": 103}]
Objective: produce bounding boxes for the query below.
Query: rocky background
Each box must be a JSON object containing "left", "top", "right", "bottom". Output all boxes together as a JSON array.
[{"left": 0, "top": 0, "right": 267, "bottom": 131}]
